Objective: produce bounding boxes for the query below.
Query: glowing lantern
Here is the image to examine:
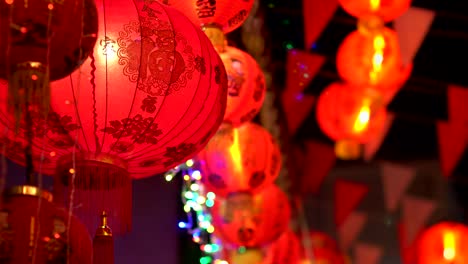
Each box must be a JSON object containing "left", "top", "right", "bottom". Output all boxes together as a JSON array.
[
  {"left": 0, "top": 0, "right": 98, "bottom": 120},
  {"left": 336, "top": 28, "right": 410, "bottom": 88},
  {"left": 221, "top": 46, "right": 266, "bottom": 127},
  {"left": 338, "top": 0, "right": 411, "bottom": 22},
  {"left": 263, "top": 230, "right": 301, "bottom": 264},
  {"left": 211, "top": 185, "right": 290, "bottom": 248},
  {"left": 316, "top": 82, "right": 387, "bottom": 160},
  {"left": 0, "top": 0, "right": 227, "bottom": 234},
  {"left": 300, "top": 232, "right": 346, "bottom": 264},
  {"left": 0, "top": 185, "right": 92, "bottom": 263},
  {"left": 226, "top": 248, "right": 266, "bottom": 264},
  {"left": 199, "top": 122, "right": 281, "bottom": 197},
  {"left": 416, "top": 222, "right": 468, "bottom": 264}
]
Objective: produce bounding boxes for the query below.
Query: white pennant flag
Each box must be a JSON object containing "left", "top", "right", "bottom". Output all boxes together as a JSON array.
[
  {"left": 381, "top": 162, "right": 416, "bottom": 212},
  {"left": 402, "top": 195, "right": 437, "bottom": 245},
  {"left": 338, "top": 212, "right": 367, "bottom": 251},
  {"left": 354, "top": 243, "right": 383, "bottom": 264}
]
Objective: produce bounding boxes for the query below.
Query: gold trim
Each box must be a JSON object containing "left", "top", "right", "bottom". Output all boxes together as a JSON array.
[
  {"left": 57, "top": 152, "right": 128, "bottom": 171},
  {"left": 202, "top": 24, "right": 226, "bottom": 53},
  {"left": 5, "top": 185, "right": 53, "bottom": 202},
  {"left": 95, "top": 211, "right": 113, "bottom": 237}
]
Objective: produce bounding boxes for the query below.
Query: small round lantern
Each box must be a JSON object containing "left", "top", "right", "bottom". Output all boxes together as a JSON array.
[
  {"left": 416, "top": 222, "right": 468, "bottom": 264},
  {"left": 212, "top": 185, "right": 291, "bottom": 248},
  {"left": 316, "top": 82, "right": 387, "bottom": 160},
  {"left": 336, "top": 28, "right": 409, "bottom": 88},
  {"left": 0, "top": 0, "right": 227, "bottom": 234},
  {"left": 0, "top": 185, "right": 92, "bottom": 264},
  {"left": 221, "top": 46, "right": 266, "bottom": 127},
  {"left": 199, "top": 122, "right": 281, "bottom": 197},
  {"left": 338, "top": 0, "right": 411, "bottom": 22},
  {"left": 264, "top": 230, "right": 301, "bottom": 264},
  {"left": 0, "top": 0, "right": 98, "bottom": 120}
]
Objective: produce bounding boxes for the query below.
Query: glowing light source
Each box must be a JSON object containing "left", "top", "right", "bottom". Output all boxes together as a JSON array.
[{"left": 443, "top": 232, "right": 456, "bottom": 261}]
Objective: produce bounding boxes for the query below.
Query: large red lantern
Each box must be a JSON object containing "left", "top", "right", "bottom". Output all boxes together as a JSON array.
[
  {"left": 416, "top": 222, "right": 468, "bottom": 264},
  {"left": 0, "top": 0, "right": 98, "bottom": 119},
  {"left": 301, "top": 231, "right": 346, "bottom": 264},
  {"left": 0, "top": 0, "right": 227, "bottom": 234},
  {"left": 159, "top": 0, "right": 254, "bottom": 34},
  {"left": 338, "top": 0, "right": 411, "bottom": 21},
  {"left": 212, "top": 185, "right": 290, "bottom": 248},
  {"left": 199, "top": 122, "right": 281, "bottom": 197},
  {"left": 316, "top": 82, "right": 387, "bottom": 159},
  {"left": 0, "top": 185, "right": 92, "bottom": 263},
  {"left": 264, "top": 230, "right": 301, "bottom": 264},
  {"left": 336, "top": 28, "right": 409, "bottom": 88},
  {"left": 221, "top": 46, "right": 266, "bottom": 127}
]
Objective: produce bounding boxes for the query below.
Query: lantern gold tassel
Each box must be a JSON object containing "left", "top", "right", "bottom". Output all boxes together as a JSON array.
[
  {"left": 93, "top": 211, "right": 115, "bottom": 264},
  {"left": 8, "top": 62, "right": 50, "bottom": 129}
]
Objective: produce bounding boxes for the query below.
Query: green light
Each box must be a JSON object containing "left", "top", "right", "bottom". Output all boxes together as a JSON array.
[
  {"left": 206, "top": 199, "right": 214, "bottom": 207},
  {"left": 286, "top": 42, "right": 294, "bottom": 50},
  {"left": 200, "top": 256, "right": 212, "bottom": 264},
  {"left": 282, "top": 19, "right": 290, "bottom": 25},
  {"left": 238, "top": 246, "right": 246, "bottom": 254},
  {"left": 268, "top": 3, "right": 275, "bottom": 8}
]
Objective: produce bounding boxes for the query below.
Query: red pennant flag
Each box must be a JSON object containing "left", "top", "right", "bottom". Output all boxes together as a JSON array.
[
  {"left": 447, "top": 85, "right": 468, "bottom": 123},
  {"left": 381, "top": 162, "right": 416, "bottom": 212},
  {"left": 363, "top": 113, "right": 395, "bottom": 161},
  {"left": 437, "top": 121, "right": 468, "bottom": 177},
  {"left": 402, "top": 195, "right": 436, "bottom": 246},
  {"left": 397, "top": 221, "right": 417, "bottom": 264},
  {"left": 297, "top": 141, "right": 336, "bottom": 194},
  {"left": 334, "top": 180, "right": 369, "bottom": 227},
  {"left": 354, "top": 243, "right": 383, "bottom": 264},
  {"left": 303, "top": 0, "right": 338, "bottom": 49},
  {"left": 338, "top": 212, "right": 367, "bottom": 251},
  {"left": 282, "top": 50, "right": 324, "bottom": 135}
]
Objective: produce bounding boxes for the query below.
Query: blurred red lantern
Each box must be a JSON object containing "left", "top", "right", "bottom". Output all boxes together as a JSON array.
[
  {"left": 337, "top": 28, "right": 409, "bottom": 88},
  {"left": 301, "top": 231, "right": 346, "bottom": 264},
  {"left": 338, "top": 0, "right": 411, "bottom": 21},
  {"left": 0, "top": 185, "right": 92, "bottom": 264},
  {"left": 0, "top": 0, "right": 98, "bottom": 119},
  {"left": 416, "top": 222, "right": 468, "bottom": 264},
  {"left": 0, "top": 0, "right": 227, "bottom": 234},
  {"left": 316, "top": 82, "right": 387, "bottom": 159},
  {"left": 224, "top": 248, "right": 266, "bottom": 264},
  {"left": 212, "top": 185, "right": 290, "bottom": 248},
  {"left": 264, "top": 230, "right": 301, "bottom": 264},
  {"left": 159, "top": 0, "right": 254, "bottom": 34},
  {"left": 221, "top": 46, "right": 266, "bottom": 127},
  {"left": 199, "top": 122, "right": 281, "bottom": 197}
]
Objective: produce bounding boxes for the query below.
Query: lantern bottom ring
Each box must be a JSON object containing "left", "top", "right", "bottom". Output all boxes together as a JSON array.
[{"left": 4, "top": 185, "right": 53, "bottom": 202}]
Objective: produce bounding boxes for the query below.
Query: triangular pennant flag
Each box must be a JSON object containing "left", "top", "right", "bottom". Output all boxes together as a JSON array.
[
  {"left": 397, "top": 221, "right": 417, "bottom": 264},
  {"left": 303, "top": 0, "right": 338, "bottom": 50},
  {"left": 334, "top": 180, "right": 369, "bottom": 227},
  {"left": 447, "top": 85, "right": 468, "bottom": 124},
  {"left": 402, "top": 195, "right": 436, "bottom": 246},
  {"left": 363, "top": 113, "right": 395, "bottom": 161},
  {"left": 354, "top": 243, "right": 383, "bottom": 264},
  {"left": 381, "top": 162, "right": 416, "bottom": 212},
  {"left": 338, "top": 212, "right": 367, "bottom": 251},
  {"left": 394, "top": 7, "right": 435, "bottom": 65},
  {"left": 437, "top": 121, "right": 468, "bottom": 177},
  {"left": 282, "top": 95, "right": 315, "bottom": 135},
  {"left": 298, "top": 140, "right": 336, "bottom": 194}
]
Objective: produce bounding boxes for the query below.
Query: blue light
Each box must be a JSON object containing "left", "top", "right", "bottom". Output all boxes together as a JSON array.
[{"left": 178, "top": 222, "right": 187, "bottom": 228}]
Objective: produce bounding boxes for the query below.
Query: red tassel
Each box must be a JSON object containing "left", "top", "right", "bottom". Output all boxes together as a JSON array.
[{"left": 93, "top": 211, "right": 114, "bottom": 264}]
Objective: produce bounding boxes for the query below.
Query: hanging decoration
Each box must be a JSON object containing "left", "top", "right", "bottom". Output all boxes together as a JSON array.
[
  {"left": 354, "top": 242, "right": 383, "bottom": 264},
  {"left": 334, "top": 180, "right": 369, "bottom": 227},
  {"left": 316, "top": 82, "right": 387, "bottom": 159},
  {"left": 0, "top": 0, "right": 228, "bottom": 235},
  {"left": 198, "top": 122, "right": 281, "bottom": 197},
  {"left": 415, "top": 222, "right": 468, "bottom": 264},
  {"left": 0, "top": 0, "right": 98, "bottom": 122},
  {"left": 211, "top": 184, "right": 291, "bottom": 248},
  {"left": 0, "top": 185, "right": 92, "bottom": 264},
  {"left": 264, "top": 229, "right": 301, "bottom": 264},
  {"left": 220, "top": 46, "right": 266, "bottom": 127},
  {"left": 338, "top": 212, "right": 368, "bottom": 252},
  {"left": 381, "top": 162, "right": 416, "bottom": 213},
  {"left": 301, "top": 231, "right": 347, "bottom": 264},
  {"left": 402, "top": 195, "right": 436, "bottom": 246},
  {"left": 338, "top": 0, "right": 411, "bottom": 22}
]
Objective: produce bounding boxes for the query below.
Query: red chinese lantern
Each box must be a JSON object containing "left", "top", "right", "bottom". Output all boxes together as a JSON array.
[
  {"left": 0, "top": 0, "right": 98, "bottom": 120},
  {"left": 338, "top": 0, "right": 411, "bottom": 22},
  {"left": 316, "top": 82, "right": 387, "bottom": 159},
  {"left": 301, "top": 232, "right": 346, "bottom": 264},
  {"left": 416, "top": 222, "right": 468, "bottom": 264},
  {"left": 0, "top": 0, "right": 227, "bottom": 234},
  {"left": 225, "top": 248, "right": 266, "bottom": 264},
  {"left": 221, "top": 46, "right": 266, "bottom": 127},
  {"left": 264, "top": 230, "right": 301, "bottom": 264},
  {"left": 199, "top": 122, "right": 281, "bottom": 197},
  {"left": 336, "top": 28, "right": 409, "bottom": 88},
  {"left": 0, "top": 185, "right": 92, "bottom": 263},
  {"left": 212, "top": 185, "right": 291, "bottom": 248}
]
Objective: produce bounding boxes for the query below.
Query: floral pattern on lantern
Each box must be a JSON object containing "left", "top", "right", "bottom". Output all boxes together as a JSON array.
[
  {"left": 338, "top": 0, "right": 411, "bottom": 21},
  {"left": 0, "top": 0, "right": 227, "bottom": 234},
  {"left": 199, "top": 122, "right": 281, "bottom": 197},
  {"left": 336, "top": 28, "right": 410, "bottom": 88},
  {"left": 221, "top": 46, "right": 266, "bottom": 127},
  {"left": 416, "top": 222, "right": 468, "bottom": 264},
  {"left": 211, "top": 185, "right": 291, "bottom": 248}
]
